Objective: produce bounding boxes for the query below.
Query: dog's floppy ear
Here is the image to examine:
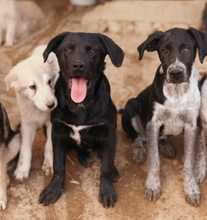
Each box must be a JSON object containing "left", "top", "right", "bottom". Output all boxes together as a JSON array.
[
  {"left": 5, "top": 70, "right": 19, "bottom": 91},
  {"left": 97, "top": 34, "right": 124, "bottom": 67},
  {"left": 137, "top": 31, "right": 164, "bottom": 60},
  {"left": 43, "top": 32, "right": 69, "bottom": 62},
  {"left": 188, "top": 27, "right": 207, "bottom": 63}
]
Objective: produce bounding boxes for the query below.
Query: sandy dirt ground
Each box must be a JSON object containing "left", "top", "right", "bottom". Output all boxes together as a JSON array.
[{"left": 1, "top": 1, "right": 207, "bottom": 220}]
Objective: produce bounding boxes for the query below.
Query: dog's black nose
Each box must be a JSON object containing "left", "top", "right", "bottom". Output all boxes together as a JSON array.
[
  {"left": 47, "top": 103, "right": 55, "bottom": 109},
  {"left": 73, "top": 61, "right": 85, "bottom": 71},
  {"left": 169, "top": 69, "right": 183, "bottom": 79}
]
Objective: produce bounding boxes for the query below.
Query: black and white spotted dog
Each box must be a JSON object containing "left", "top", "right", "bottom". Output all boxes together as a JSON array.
[{"left": 122, "top": 27, "right": 207, "bottom": 206}]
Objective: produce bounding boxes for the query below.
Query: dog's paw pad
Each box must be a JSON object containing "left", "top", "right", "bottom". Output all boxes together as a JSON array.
[
  {"left": 185, "top": 193, "right": 201, "bottom": 206},
  {"left": 132, "top": 145, "right": 146, "bottom": 165}
]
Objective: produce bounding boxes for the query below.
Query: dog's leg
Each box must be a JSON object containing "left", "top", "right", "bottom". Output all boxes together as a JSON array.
[
  {"left": 159, "top": 139, "right": 176, "bottom": 159},
  {"left": 14, "top": 122, "right": 37, "bottom": 181},
  {"left": 39, "top": 135, "right": 68, "bottom": 205},
  {"left": 4, "top": 18, "right": 15, "bottom": 47},
  {"left": 122, "top": 98, "right": 146, "bottom": 164},
  {"left": 42, "top": 121, "right": 53, "bottom": 176},
  {"left": 0, "top": 147, "right": 9, "bottom": 210},
  {"left": 145, "top": 121, "right": 162, "bottom": 201},
  {"left": 97, "top": 148, "right": 119, "bottom": 181},
  {"left": 183, "top": 126, "right": 201, "bottom": 206},
  {"left": 194, "top": 128, "right": 206, "bottom": 184},
  {"left": 99, "top": 128, "right": 118, "bottom": 208}
]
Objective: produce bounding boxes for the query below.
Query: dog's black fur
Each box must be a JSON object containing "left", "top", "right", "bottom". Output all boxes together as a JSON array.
[
  {"left": 121, "top": 27, "right": 207, "bottom": 206},
  {"left": 0, "top": 104, "right": 16, "bottom": 146},
  {"left": 0, "top": 103, "right": 20, "bottom": 210},
  {"left": 39, "top": 32, "right": 124, "bottom": 207}
]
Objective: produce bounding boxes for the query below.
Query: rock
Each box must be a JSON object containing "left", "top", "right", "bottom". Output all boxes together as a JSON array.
[
  {"left": 81, "top": 1, "right": 205, "bottom": 35},
  {"left": 107, "top": 21, "right": 121, "bottom": 34}
]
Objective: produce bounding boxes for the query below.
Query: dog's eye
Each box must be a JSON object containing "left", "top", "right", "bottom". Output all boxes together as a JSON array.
[
  {"left": 162, "top": 48, "right": 168, "bottom": 53},
  {"left": 65, "top": 48, "right": 72, "bottom": 53},
  {"left": 48, "top": 80, "right": 54, "bottom": 89},
  {"left": 29, "top": 85, "right": 36, "bottom": 90},
  {"left": 90, "top": 49, "right": 96, "bottom": 54},
  {"left": 184, "top": 46, "right": 191, "bottom": 52}
]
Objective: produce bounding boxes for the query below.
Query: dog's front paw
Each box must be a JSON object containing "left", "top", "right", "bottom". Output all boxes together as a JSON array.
[
  {"left": 99, "top": 186, "right": 117, "bottom": 208},
  {"left": 145, "top": 178, "right": 162, "bottom": 202},
  {"left": 185, "top": 181, "right": 201, "bottom": 206},
  {"left": 14, "top": 166, "right": 30, "bottom": 181},
  {"left": 39, "top": 186, "right": 62, "bottom": 206},
  {"left": 185, "top": 193, "right": 201, "bottom": 206},
  {"left": 77, "top": 151, "right": 93, "bottom": 168},
  {"left": 42, "top": 159, "right": 53, "bottom": 177},
  {"left": 39, "top": 175, "right": 64, "bottom": 206}
]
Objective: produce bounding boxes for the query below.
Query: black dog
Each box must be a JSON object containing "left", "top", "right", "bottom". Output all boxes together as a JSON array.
[
  {"left": 39, "top": 32, "right": 124, "bottom": 207},
  {"left": 0, "top": 103, "right": 20, "bottom": 210},
  {"left": 122, "top": 27, "right": 207, "bottom": 206}
]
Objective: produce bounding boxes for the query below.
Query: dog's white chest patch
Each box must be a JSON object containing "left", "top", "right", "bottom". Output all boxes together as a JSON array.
[
  {"left": 160, "top": 109, "right": 185, "bottom": 136},
  {"left": 58, "top": 120, "right": 103, "bottom": 145},
  {"left": 69, "top": 124, "right": 89, "bottom": 145},
  {"left": 153, "top": 103, "right": 199, "bottom": 137},
  {"left": 153, "top": 66, "right": 200, "bottom": 137}
]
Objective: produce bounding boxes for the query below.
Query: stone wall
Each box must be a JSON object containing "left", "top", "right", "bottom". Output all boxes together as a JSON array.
[{"left": 82, "top": 1, "right": 206, "bottom": 35}]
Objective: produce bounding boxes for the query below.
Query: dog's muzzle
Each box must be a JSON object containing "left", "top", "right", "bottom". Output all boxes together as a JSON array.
[{"left": 167, "top": 68, "right": 187, "bottom": 84}]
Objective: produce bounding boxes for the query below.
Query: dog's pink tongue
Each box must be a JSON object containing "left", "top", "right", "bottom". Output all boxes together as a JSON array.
[{"left": 71, "top": 77, "right": 87, "bottom": 103}]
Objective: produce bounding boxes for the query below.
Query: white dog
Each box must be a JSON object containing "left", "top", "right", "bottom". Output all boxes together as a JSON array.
[
  {"left": 5, "top": 45, "right": 59, "bottom": 181},
  {"left": 0, "top": 0, "right": 30, "bottom": 47},
  {"left": 0, "top": 103, "right": 20, "bottom": 210}
]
